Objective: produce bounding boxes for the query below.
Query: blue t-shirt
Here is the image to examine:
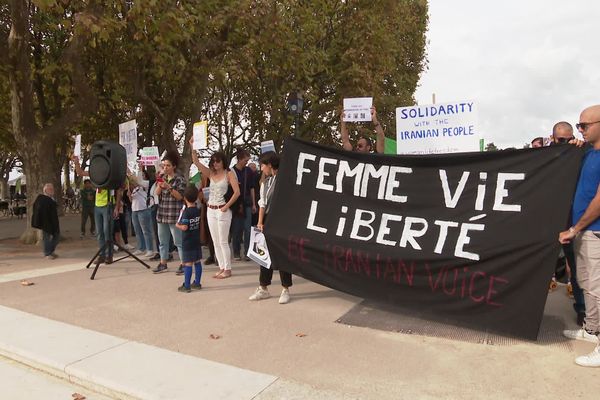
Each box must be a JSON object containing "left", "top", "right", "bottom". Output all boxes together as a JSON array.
[
  {"left": 178, "top": 206, "right": 201, "bottom": 252},
  {"left": 572, "top": 149, "right": 600, "bottom": 231}
]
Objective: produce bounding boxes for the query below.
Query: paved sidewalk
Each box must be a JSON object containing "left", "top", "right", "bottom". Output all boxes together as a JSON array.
[
  {"left": 0, "top": 355, "right": 111, "bottom": 400},
  {"left": 0, "top": 305, "right": 276, "bottom": 400}
]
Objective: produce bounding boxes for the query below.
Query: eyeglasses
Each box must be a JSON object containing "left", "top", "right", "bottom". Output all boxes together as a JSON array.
[
  {"left": 555, "top": 136, "right": 575, "bottom": 144},
  {"left": 576, "top": 121, "right": 600, "bottom": 131}
]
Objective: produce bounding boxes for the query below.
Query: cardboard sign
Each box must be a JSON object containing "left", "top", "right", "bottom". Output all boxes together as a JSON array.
[
  {"left": 118, "top": 119, "right": 138, "bottom": 162},
  {"left": 261, "top": 140, "right": 276, "bottom": 154},
  {"left": 193, "top": 121, "right": 208, "bottom": 150},
  {"left": 343, "top": 97, "right": 373, "bottom": 122},
  {"left": 74, "top": 134, "right": 81, "bottom": 158},
  {"left": 395, "top": 101, "right": 479, "bottom": 155},
  {"left": 139, "top": 146, "right": 160, "bottom": 166}
]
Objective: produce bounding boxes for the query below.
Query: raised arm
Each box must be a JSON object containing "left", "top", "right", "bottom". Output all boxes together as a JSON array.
[
  {"left": 372, "top": 107, "right": 385, "bottom": 154},
  {"left": 189, "top": 137, "right": 211, "bottom": 178},
  {"left": 71, "top": 155, "right": 90, "bottom": 177},
  {"left": 340, "top": 110, "right": 353, "bottom": 151}
]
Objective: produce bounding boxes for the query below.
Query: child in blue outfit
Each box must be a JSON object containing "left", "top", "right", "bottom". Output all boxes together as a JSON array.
[{"left": 176, "top": 186, "right": 203, "bottom": 293}]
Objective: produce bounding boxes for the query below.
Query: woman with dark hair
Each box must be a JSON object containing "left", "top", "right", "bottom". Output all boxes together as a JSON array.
[
  {"left": 249, "top": 151, "right": 293, "bottom": 304},
  {"left": 231, "top": 147, "right": 257, "bottom": 261},
  {"left": 153, "top": 150, "right": 187, "bottom": 274},
  {"left": 190, "top": 138, "right": 240, "bottom": 278}
]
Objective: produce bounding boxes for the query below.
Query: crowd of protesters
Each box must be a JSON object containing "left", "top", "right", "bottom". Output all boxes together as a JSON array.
[{"left": 30, "top": 103, "right": 600, "bottom": 367}]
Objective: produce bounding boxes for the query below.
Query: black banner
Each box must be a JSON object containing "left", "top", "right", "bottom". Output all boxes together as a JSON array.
[{"left": 265, "top": 138, "right": 583, "bottom": 340}]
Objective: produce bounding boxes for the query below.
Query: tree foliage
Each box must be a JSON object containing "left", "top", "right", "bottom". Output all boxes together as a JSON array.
[{"left": 2, "top": 0, "right": 428, "bottom": 240}]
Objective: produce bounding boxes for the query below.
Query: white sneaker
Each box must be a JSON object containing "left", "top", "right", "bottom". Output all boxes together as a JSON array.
[
  {"left": 575, "top": 345, "right": 600, "bottom": 367},
  {"left": 113, "top": 245, "right": 119, "bottom": 252},
  {"left": 132, "top": 249, "right": 144, "bottom": 256},
  {"left": 249, "top": 287, "right": 270, "bottom": 301},
  {"left": 278, "top": 288, "right": 290, "bottom": 304},
  {"left": 563, "top": 328, "right": 600, "bottom": 343},
  {"left": 124, "top": 244, "right": 135, "bottom": 250},
  {"left": 144, "top": 251, "right": 155, "bottom": 258}
]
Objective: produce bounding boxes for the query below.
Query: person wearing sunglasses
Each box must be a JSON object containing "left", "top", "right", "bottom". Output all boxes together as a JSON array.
[
  {"left": 559, "top": 105, "right": 600, "bottom": 367},
  {"left": 548, "top": 121, "right": 587, "bottom": 324},
  {"left": 340, "top": 105, "right": 385, "bottom": 153},
  {"left": 551, "top": 121, "right": 577, "bottom": 144}
]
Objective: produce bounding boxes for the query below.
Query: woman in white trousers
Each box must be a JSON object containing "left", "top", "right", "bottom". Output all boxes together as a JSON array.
[{"left": 190, "top": 138, "right": 240, "bottom": 278}]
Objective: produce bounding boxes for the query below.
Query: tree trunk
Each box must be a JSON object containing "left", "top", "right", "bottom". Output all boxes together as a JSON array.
[
  {"left": 19, "top": 141, "right": 62, "bottom": 244},
  {"left": 63, "top": 157, "right": 70, "bottom": 189},
  {"left": 0, "top": 178, "right": 8, "bottom": 200}
]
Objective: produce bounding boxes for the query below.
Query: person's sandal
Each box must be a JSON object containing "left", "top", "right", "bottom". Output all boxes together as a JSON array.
[
  {"left": 216, "top": 270, "right": 232, "bottom": 279},
  {"left": 213, "top": 269, "right": 225, "bottom": 278}
]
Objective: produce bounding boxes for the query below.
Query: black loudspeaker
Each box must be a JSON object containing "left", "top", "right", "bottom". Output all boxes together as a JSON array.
[{"left": 89, "top": 141, "right": 127, "bottom": 189}]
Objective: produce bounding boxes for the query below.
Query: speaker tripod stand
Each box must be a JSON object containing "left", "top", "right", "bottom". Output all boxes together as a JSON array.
[{"left": 85, "top": 204, "right": 151, "bottom": 280}]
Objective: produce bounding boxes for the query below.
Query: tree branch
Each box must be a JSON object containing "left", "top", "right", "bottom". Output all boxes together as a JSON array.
[{"left": 43, "top": 8, "right": 100, "bottom": 139}]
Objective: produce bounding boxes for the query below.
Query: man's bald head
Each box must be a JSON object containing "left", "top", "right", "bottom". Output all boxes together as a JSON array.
[
  {"left": 552, "top": 121, "right": 574, "bottom": 144},
  {"left": 581, "top": 105, "right": 600, "bottom": 121},
  {"left": 578, "top": 105, "right": 600, "bottom": 145}
]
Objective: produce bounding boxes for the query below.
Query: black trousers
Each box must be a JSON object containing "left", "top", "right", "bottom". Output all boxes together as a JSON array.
[
  {"left": 260, "top": 266, "right": 292, "bottom": 288},
  {"left": 81, "top": 206, "right": 95, "bottom": 234},
  {"left": 259, "top": 212, "right": 292, "bottom": 287}
]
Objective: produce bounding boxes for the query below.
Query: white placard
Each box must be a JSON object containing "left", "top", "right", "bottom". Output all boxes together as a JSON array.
[
  {"left": 343, "top": 97, "right": 373, "bottom": 122},
  {"left": 247, "top": 227, "right": 271, "bottom": 268},
  {"left": 192, "top": 121, "right": 208, "bottom": 150},
  {"left": 118, "top": 119, "right": 138, "bottom": 162},
  {"left": 261, "top": 140, "right": 275, "bottom": 154},
  {"left": 74, "top": 134, "right": 81, "bottom": 158},
  {"left": 395, "top": 100, "right": 479, "bottom": 155},
  {"left": 139, "top": 146, "right": 160, "bottom": 166}
]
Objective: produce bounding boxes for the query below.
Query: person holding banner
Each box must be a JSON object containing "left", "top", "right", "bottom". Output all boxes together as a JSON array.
[
  {"left": 153, "top": 151, "right": 187, "bottom": 274},
  {"left": 559, "top": 104, "right": 600, "bottom": 367},
  {"left": 190, "top": 139, "right": 240, "bottom": 279},
  {"left": 248, "top": 151, "right": 293, "bottom": 304},
  {"left": 340, "top": 106, "right": 385, "bottom": 154}
]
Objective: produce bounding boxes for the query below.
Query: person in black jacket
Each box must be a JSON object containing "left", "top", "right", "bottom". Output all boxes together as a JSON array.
[{"left": 32, "top": 183, "right": 60, "bottom": 260}]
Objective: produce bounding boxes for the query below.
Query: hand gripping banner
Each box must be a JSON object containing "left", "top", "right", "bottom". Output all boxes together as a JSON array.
[{"left": 264, "top": 137, "right": 583, "bottom": 340}]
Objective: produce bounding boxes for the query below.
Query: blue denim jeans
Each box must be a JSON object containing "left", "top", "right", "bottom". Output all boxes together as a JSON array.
[
  {"left": 94, "top": 205, "right": 113, "bottom": 258},
  {"left": 157, "top": 222, "right": 183, "bottom": 263},
  {"left": 42, "top": 231, "right": 60, "bottom": 256},
  {"left": 132, "top": 208, "right": 156, "bottom": 252},
  {"left": 231, "top": 205, "right": 252, "bottom": 256}
]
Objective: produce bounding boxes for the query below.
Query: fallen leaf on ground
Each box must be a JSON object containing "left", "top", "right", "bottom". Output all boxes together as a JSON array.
[
  {"left": 72, "top": 393, "right": 86, "bottom": 400},
  {"left": 209, "top": 334, "right": 221, "bottom": 340},
  {"left": 20, "top": 280, "right": 34, "bottom": 286},
  {"left": 295, "top": 333, "right": 307, "bottom": 338}
]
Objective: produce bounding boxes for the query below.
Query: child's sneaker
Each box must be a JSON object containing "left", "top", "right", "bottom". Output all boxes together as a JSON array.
[
  {"left": 191, "top": 282, "right": 202, "bottom": 290},
  {"left": 176, "top": 265, "right": 184, "bottom": 275},
  {"left": 249, "top": 287, "right": 270, "bottom": 301},
  {"left": 178, "top": 285, "right": 191, "bottom": 293},
  {"left": 152, "top": 263, "right": 167, "bottom": 274}
]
